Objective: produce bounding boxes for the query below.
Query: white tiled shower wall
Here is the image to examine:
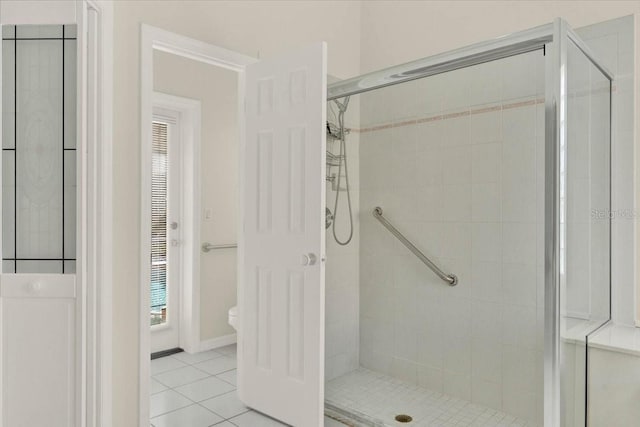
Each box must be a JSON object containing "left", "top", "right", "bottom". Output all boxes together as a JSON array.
[
  {"left": 325, "top": 94, "right": 361, "bottom": 381},
  {"left": 357, "top": 50, "right": 545, "bottom": 424}
]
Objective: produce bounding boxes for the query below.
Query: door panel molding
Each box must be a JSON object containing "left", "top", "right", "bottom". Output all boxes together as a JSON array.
[
  {"left": 240, "top": 42, "right": 327, "bottom": 427},
  {"left": 2, "top": 287, "right": 76, "bottom": 426},
  {"left": 1, "top": 274, "right": 76, "bottom": 298}
]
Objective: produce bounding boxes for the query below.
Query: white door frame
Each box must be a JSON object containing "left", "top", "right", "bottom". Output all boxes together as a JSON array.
[
  {"left": 151, "top": 92, "right": 202, "bottom": 354},
  {"left": 0, "top": 1, "right": 113, "bottom": 427},
  {"left": 139, "top": 24, "right": 255, "bottom": 427}
]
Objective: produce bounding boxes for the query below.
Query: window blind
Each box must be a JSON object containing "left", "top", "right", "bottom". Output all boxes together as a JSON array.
[{"left": 151, "top": 121, "right": 168, "bottom": 312}]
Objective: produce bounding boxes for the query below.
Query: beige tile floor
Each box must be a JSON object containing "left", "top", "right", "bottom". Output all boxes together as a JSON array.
[{"left": 150, "top": 344, "right": 346, "bottom": 427}]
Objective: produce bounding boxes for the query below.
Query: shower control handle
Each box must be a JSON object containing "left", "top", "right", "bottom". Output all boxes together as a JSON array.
[{"left": 301, "top": 253, "right": 317, "bottom": 266}]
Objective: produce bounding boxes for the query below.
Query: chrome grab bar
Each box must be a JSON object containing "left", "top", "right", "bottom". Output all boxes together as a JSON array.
[
  {"left": 372, "top": 207, "right": 457, "bottom": 286},
  {"left": 202, "top": 243, "right": 237, "bottom": 253}
]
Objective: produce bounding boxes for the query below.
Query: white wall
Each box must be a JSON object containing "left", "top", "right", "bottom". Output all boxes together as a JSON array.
[
  {"left": 112, "top": 1, "right": 362, "bottom": 424},
  {"left": 0, "top": 1, "right": 76, "bottom": 25},
  {"left": 153, "top": 50, "right": 239, "bottom": 343}
]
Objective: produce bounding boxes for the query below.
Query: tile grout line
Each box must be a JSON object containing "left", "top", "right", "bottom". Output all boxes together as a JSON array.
[
  {"left": 151, "top": 346, "right": 263, "bottom": 427},
  {"left": 152, "top": 345, "right": 342, "bottom": 426}
]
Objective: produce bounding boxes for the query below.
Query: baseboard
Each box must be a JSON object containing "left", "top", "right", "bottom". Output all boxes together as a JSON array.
[{"left": 199, "top": 333, "right": 237, "bottom": 352}]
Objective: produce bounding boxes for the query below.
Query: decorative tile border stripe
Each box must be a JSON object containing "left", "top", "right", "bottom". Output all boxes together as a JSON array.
[
  {"left": 469, "top": 104, "right": 502, "bottom": 115},
  {"left": 417, "top": 115, "right": 443, "bottom": 123},
  {"left": 357, "top": 97, "right": 546, "bottom": 134},
  {"left": 392, "top": 119, "right": 418, "bottom": 128},
  {"left": 345, "top": 84, "right": 615, "bottom": 135},
  {"left": 443, "top": 110, "right": 470, "bottom": 119},
  {"left": 501, "top": 98, "right": 539, "bottom": 110}
]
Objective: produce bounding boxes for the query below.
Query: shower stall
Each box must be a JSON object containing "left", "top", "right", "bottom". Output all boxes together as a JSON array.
[
  {"left": 237, "top": 17, "right": 611, "bottom": 427},
  {"left": 322, "top": 19, "right": 611, "bottom": 427}
]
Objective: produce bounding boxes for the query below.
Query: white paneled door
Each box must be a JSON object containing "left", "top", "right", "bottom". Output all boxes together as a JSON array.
[
  {"left": 0, "top": 21, "right": 81, "bottom": 427},
  {"left": 239, "top": 43, "right": 327, "bottom": 427}
]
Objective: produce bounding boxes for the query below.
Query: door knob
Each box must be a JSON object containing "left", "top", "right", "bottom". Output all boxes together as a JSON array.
[
  {"left": 170, "top": 222, "right": 178, "bottom": 230},
  {"left": 301, "top": 253, "right": 317, "bottom": 266}
]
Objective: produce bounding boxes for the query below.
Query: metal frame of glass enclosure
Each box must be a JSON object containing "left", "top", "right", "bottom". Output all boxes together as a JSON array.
[{"left": 327, "top": 18, "right": 613, "bottom": 427}]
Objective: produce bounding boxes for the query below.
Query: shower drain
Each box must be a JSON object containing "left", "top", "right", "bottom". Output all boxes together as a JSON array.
[{"left": 394, "top": 414, "right": 413, "bottom": 423}]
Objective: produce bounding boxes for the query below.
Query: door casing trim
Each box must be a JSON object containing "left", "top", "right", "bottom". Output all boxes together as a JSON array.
[{"left": 139, "top": 24, "right": 256, "bottom": 427}]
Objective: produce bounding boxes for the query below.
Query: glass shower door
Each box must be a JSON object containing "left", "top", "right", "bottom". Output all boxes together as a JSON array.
[{"left": 547, "top": 19, "right": 612, "bottom": 427}]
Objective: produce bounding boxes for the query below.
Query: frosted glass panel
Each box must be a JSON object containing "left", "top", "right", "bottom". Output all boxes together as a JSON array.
[
  {"left": 2, "top": 40, "right": 15, "bottom": 149},
  {"left": 16, "top": 39, "right": 63, "bottom": 259},
  {"left": 64, "top": 151, "right": 76, "bottom": 259},
  {"left": 3, "top": 152, "right": 15, "bottom": 259},
  {"left": 64, "top": 261, "right": 75, "bottom": 274},
  {"left": 64, "top": 39, "right": 76, "bottom": 149},
  {"left": 16, "top": 261, "right": 62, "bottom": 274},
  {"left": 2, "top": 25, "right": 77, "bottom": 273},
  {"left": 64, "top": 26, "right": 77, "bottom": 39},
  {"left": 16, "top": 25, "right": 63, "bottom": 39},
  {"left": 2, "top": 261, "right": 15, "bottom": 274},
  {"left": 2, "top": 25, "right": 15, "bottom": 39}
]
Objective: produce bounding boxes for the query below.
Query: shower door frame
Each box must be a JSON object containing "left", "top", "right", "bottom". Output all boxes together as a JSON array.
[
  {"left": 546, "top": 20, "right": 614, "bottom": 427},
  {"left": 327, "top": 17, "right": 613, "bottom": 427}
]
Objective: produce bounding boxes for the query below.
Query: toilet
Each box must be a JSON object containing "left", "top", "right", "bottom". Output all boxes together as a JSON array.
[{"left": 228, "top": 306, "right": 238, "bottom": 330}]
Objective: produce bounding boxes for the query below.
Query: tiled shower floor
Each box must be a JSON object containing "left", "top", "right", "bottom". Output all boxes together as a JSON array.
[
  {"left": 149, "top": 345, "right": 346, "bottom": 427},
  {"left": 326, "top": 369, "right": 535, "bottom": 427},
  {"left": 151, "top": 349, "right": 534, "bottom": 426}
]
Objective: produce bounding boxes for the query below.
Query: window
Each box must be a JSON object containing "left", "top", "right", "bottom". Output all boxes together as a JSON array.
[
  {"left": 2, "top": 24, "right": 77, "bottom": 274},
  {"left": 150, "top": 121, "right": 169, "bottom": 325}
]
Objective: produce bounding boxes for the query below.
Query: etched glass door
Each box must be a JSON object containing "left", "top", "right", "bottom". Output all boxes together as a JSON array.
[{"left": 0, "top": 24, "right": 78, "bottom": 426}]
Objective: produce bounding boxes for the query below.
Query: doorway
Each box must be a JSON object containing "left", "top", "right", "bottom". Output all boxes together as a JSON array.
[
  {"left": 150, "top": 92, "right": 203, "bottom": 358},
  {"left": 140, "top": 26, "right": 253, "bottom": 426}
]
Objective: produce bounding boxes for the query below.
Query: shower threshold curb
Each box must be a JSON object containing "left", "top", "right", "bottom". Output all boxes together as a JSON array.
[{"left": 325, "top": 401, "right": 388, "bottom": 427}]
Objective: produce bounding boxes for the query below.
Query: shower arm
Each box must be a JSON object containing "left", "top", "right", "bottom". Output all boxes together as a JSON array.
[{"left": 372, "top": 207, "right": 457, "bottom": 286}]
